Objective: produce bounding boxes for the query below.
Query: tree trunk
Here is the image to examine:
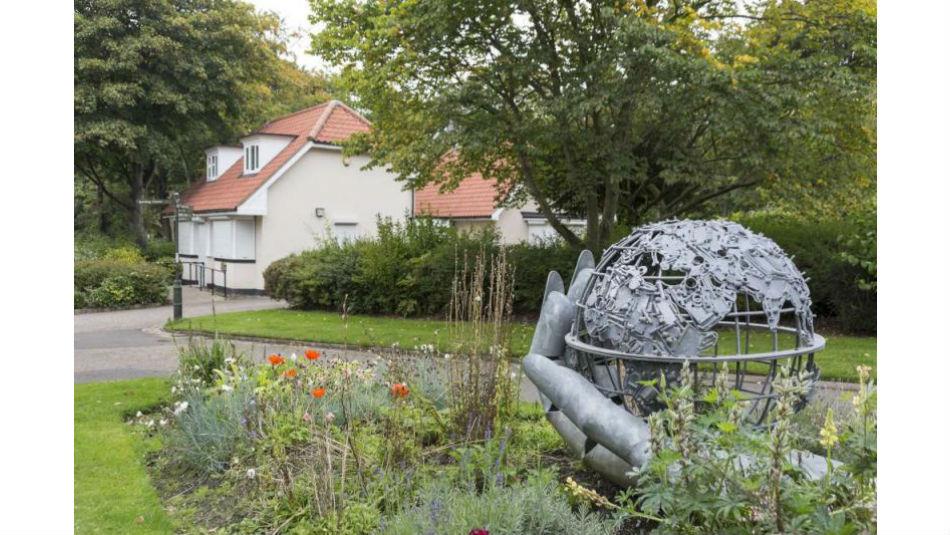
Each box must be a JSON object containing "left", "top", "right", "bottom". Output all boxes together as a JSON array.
[
  {"left": 96, "top": 183, "right": 110, "bottom": 235},
  {"left": 585, "top": 191, "right": 602, "bottom": 253},
  {"left": 129, "top": 164, "right": 148, "bottom": 248}
]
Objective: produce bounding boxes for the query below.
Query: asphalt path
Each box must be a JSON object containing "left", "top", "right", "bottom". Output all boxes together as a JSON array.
[{"left": 75, "top": 287, "right": 297, "bottom": 383}]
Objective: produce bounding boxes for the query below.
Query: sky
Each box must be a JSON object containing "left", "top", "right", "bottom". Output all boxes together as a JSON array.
[{"left": 248, "top": 0, "right": 327, "bottom": 71}]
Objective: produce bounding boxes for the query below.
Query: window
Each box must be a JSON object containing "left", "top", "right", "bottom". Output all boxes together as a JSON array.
[
  {"left": 244, "top": 145, "right": 260, "bottom": 173},
  {"left": 211, "top": 220, "right": 233, "bottom": 258},
  {"left": 207, "top": 155, "right": 218, "bottom": 180},
  {"left": 177, "top": 221, "right": 193, "bottom": 255},
  {"left": 208, "top": 219, "right": 255, "bottom": 260},
  {"left": 333, "top": 222, "right": 359, "bottom": 244}
]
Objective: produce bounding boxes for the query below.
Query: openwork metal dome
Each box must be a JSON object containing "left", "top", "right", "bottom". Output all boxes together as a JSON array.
[{"left": 565, "top": 219, "right": 824, "bottom": 423}]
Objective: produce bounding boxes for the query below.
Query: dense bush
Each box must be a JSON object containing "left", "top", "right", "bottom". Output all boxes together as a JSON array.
[
  {"left": 74, "top": 259, "right": 172, "bottom": 309},
  {"left": 74, "top": 234, "right": 176, "bottom": 309},
  {"left": 265, "top": 217, "right": 875, "bottom": 333},
  {"left": 264, "top": 219, "right": 499, "bottom": 316}
]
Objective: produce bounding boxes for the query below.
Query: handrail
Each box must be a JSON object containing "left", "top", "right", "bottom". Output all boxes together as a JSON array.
[{"left": 177, "top": 260, "right": 228, "bottom": 298}]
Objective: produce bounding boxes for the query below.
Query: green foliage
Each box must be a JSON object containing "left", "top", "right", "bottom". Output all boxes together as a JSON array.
[
  {"left": 629, "top": 363, "right": 877, "bottom": 534},
  {"left": 143, "top": 239, "right": 177, "bottom": 261},
  {"left": 74, "top": 258, "right": 172, "bottom": 309},
  {"left": 175, "top": 337, "right": 244, "bottom": 388},
  {"left": 265, "top": 218, "right": 567, "bottom": 316},
  {"left": 75, "top": 0, "right": 332, "bottom": 244},
  {"left": 167, "top": 384, "right": 255, "bottom": 475},
  {"left": 380, "top": 469, "right": 623, "bottom": 535},
  {"left": 311, "top": 0, "right": 875, "bottom": 251}
]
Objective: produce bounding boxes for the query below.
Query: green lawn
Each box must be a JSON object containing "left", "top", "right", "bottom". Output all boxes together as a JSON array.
[
  {"left": 167, "top": 309, "right": 876, "bottom": 382},
  {"left": 75, "top": 378, "right": 173, "bottom": 535}
]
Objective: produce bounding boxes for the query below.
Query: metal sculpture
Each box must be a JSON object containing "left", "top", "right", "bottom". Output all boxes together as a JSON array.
[{"left": 523, "top": 219, "right": 830, "bottom": 486}]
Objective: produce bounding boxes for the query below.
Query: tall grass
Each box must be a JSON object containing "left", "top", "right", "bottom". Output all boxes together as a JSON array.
[{"left": 447, "top": 248, "right": 518, "bottom": 442}]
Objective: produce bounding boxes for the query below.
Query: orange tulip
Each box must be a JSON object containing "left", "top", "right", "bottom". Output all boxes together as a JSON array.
[
  {"left": 311, "top": 387, "right": 326, "bottom": 399},
  {"left": 283, "top": 368, "right": 298, "bottom": 379},
  {"left": 305, "top": 349, "right": 321, "bottom": 361},
  {"left": 390, "top": 383, "right": 410, "bottom": 399},
  {"left": 268, "top": 354, "right": 285, "bottom": 366}
]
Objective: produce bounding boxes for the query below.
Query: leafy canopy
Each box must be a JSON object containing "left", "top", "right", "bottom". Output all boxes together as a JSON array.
[
  {"left": 75, "top": 0, "right": 331, "bottom": 242},
  {"left": 311, "top": 0, "right": 875, "bottom": 250}
]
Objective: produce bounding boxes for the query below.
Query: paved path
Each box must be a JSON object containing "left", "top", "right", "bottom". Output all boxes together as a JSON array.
[{"left": 75, "top": 287, "right": 292, "bottom": 383}]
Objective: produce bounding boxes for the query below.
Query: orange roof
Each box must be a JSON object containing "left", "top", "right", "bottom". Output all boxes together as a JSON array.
[
  {"left": 175, "top": 101, "right": 371, "bottom": 214},
  {"left": 413, "top": 172, "right": 505, "bottom": 218}
]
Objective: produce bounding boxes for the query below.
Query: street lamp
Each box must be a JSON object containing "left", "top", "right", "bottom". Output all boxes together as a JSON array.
[{"left": 139, "top": 192, "right": 190, "bottom": 320}]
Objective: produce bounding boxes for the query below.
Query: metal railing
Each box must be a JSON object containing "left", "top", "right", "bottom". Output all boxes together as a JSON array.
[{"left": 179, "top": 260, "right": 228, "bottom": 299}]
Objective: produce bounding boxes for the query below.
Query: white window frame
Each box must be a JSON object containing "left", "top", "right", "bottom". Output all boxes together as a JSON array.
[
  {"left": 244, "top": 145, "right": 260, "bottom": 173},
  {"left": 207, "top": 154, "right": 218, "bottom": 180},
  {"left": 333, "top": 222, "right": 359, "bottom": 244}
]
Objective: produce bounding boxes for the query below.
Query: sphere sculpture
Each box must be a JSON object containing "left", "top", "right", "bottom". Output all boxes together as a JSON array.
[
  {"left": 522, "top": 219, "right": 828, "bottom": 486},
  {"left": 568, "top": 219, "right": 824, "bottom": 423}
]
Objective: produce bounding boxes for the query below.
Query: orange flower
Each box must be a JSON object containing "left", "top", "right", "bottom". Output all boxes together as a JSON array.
[
  {"left": 305, "top": 349, "right": 321, "bottom": 361},
  {"left": 311, "top": 387, "right": 326, "bottom": 399},
  {"left": 283, "top": 368, "right": 298, "bottom": 379},
  {"left": 390, "top": 383, "right": 410, "bottom": 399},
  {"left": 268, "top": 354, "right": 285, "bottom": 366}
]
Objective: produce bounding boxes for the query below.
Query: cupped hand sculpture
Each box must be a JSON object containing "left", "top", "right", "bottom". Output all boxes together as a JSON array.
[{"left": 522, "top": 220, "right": 831, "bottom": 486}]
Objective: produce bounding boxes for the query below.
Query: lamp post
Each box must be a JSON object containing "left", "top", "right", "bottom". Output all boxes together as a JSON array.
[{"left": 139, "top": 192, "right": 189, "bottom": 320}]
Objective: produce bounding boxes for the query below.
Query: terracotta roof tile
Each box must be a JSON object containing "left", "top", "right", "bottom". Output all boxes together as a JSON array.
[
  {"left": 413, "top": 173, "right": 503, "bottom": 218},
  {"left": 174, "top": 101, "right": 371, "bottom": 214}
]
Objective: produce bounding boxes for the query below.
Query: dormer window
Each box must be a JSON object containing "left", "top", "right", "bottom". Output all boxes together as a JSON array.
[
  {"left": 206, "top": 154, "right": 218, "bottom": 180},
  {"left": 244, "top": 145, "right": 260, "bottom": 173}
]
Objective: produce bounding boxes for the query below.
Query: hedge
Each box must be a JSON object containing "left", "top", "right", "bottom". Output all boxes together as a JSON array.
[
  {"left": 264, "top": 217, "right": 876, "bottom": 334},
  {"left": 74, "top": 259, "right": 173, "bottom": 309}
]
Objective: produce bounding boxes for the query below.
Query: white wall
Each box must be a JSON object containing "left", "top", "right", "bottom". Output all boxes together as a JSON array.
[{"left": 254, "top": 147, "right": 412, "bottom": 287}]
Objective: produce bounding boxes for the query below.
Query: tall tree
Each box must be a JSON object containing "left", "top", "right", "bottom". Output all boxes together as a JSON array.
[
  {"left": 75, "top": 0, "right": 330, "bottom": 245},
  {"left": 311, "top": 0, "right": 875, "bottom": 251}
]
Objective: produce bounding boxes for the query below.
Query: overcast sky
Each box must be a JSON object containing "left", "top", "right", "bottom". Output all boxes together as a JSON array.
[{"left": 248, "top": 0, "right": 327, "bottom": 71}]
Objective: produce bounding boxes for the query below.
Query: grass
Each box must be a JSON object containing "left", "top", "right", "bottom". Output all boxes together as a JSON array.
[
  {"left": 167, "top": 309, "right": 876, "bottom": 382},
  {"left": 75, "top": 378, "right": 173, "bottom": 535}
]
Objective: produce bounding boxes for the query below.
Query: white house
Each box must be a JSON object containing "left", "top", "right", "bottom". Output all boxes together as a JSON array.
[
  {"left": 413, "top": 173, "right": 586, "bottom": 245},
  {"left": 172, "top": 101, "right": 584, "bottom": 293},
  {"left": 172, "top": 101, "right": 412, "bottom": 291}
]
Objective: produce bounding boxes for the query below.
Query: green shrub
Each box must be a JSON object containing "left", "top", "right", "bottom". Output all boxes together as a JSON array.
[
  {"left": 144, "top": 239, "right": 176, "bottom": 261},
  {"left": 101, "top": 245, "right": 146, "bottom": 264},
  {"left": 74, "top": 259, "right": 171, "bottom": 309},
  {"left": 379, "top": 469, "right": 623, "bottom": 535},
  {"left": 167, "top": 384, "right": 255, "bottom": 475},
  {"left": 629, "top": 363, "right": 877, "bottom": 534},
  {"left": 265, "top": 218, "right": 555, "bottom": 317}
]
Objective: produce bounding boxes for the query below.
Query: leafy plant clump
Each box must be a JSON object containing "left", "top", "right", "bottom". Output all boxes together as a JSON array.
[{"left": 630, "top": 362, "right": 877, "bottom": 534}]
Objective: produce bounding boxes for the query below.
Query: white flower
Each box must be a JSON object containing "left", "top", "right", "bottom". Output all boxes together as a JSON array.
[
  {"left": 290, "top": 352, "right": 298, "bottom": 361},
  {"left": 170, "top": 386, "right": 177, "bottom": 394},
  {"left": 246, "top": 468, "right": 257, "bottom": 479},
  {"left": 136, "top": 411, "right": 143, "bottom": 418},
  {"left": 159, "top": 419, "right": 168, "bottom": 427},
  {"left": 220, "top": 384, "right": 233, "bottom": 392},
  {"left": 146, "top": 419, "right": 155, "bottom": 428},
  {"left": 173, "top": 401, "right": 189, "bottom": 416},
  {"left": 444, "top": 354, "right": 451, "bottom": 360}
]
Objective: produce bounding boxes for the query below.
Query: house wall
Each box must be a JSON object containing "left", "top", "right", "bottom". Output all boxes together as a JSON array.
[
  {"left": 496, "top": 208, "right": 529, "bottom": 245},
  {"left": 452, "top": 219, "right": 494, "bottom": 237},
  {"left": 254, "top": 147, "right": 412, "bottom": 288}
]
